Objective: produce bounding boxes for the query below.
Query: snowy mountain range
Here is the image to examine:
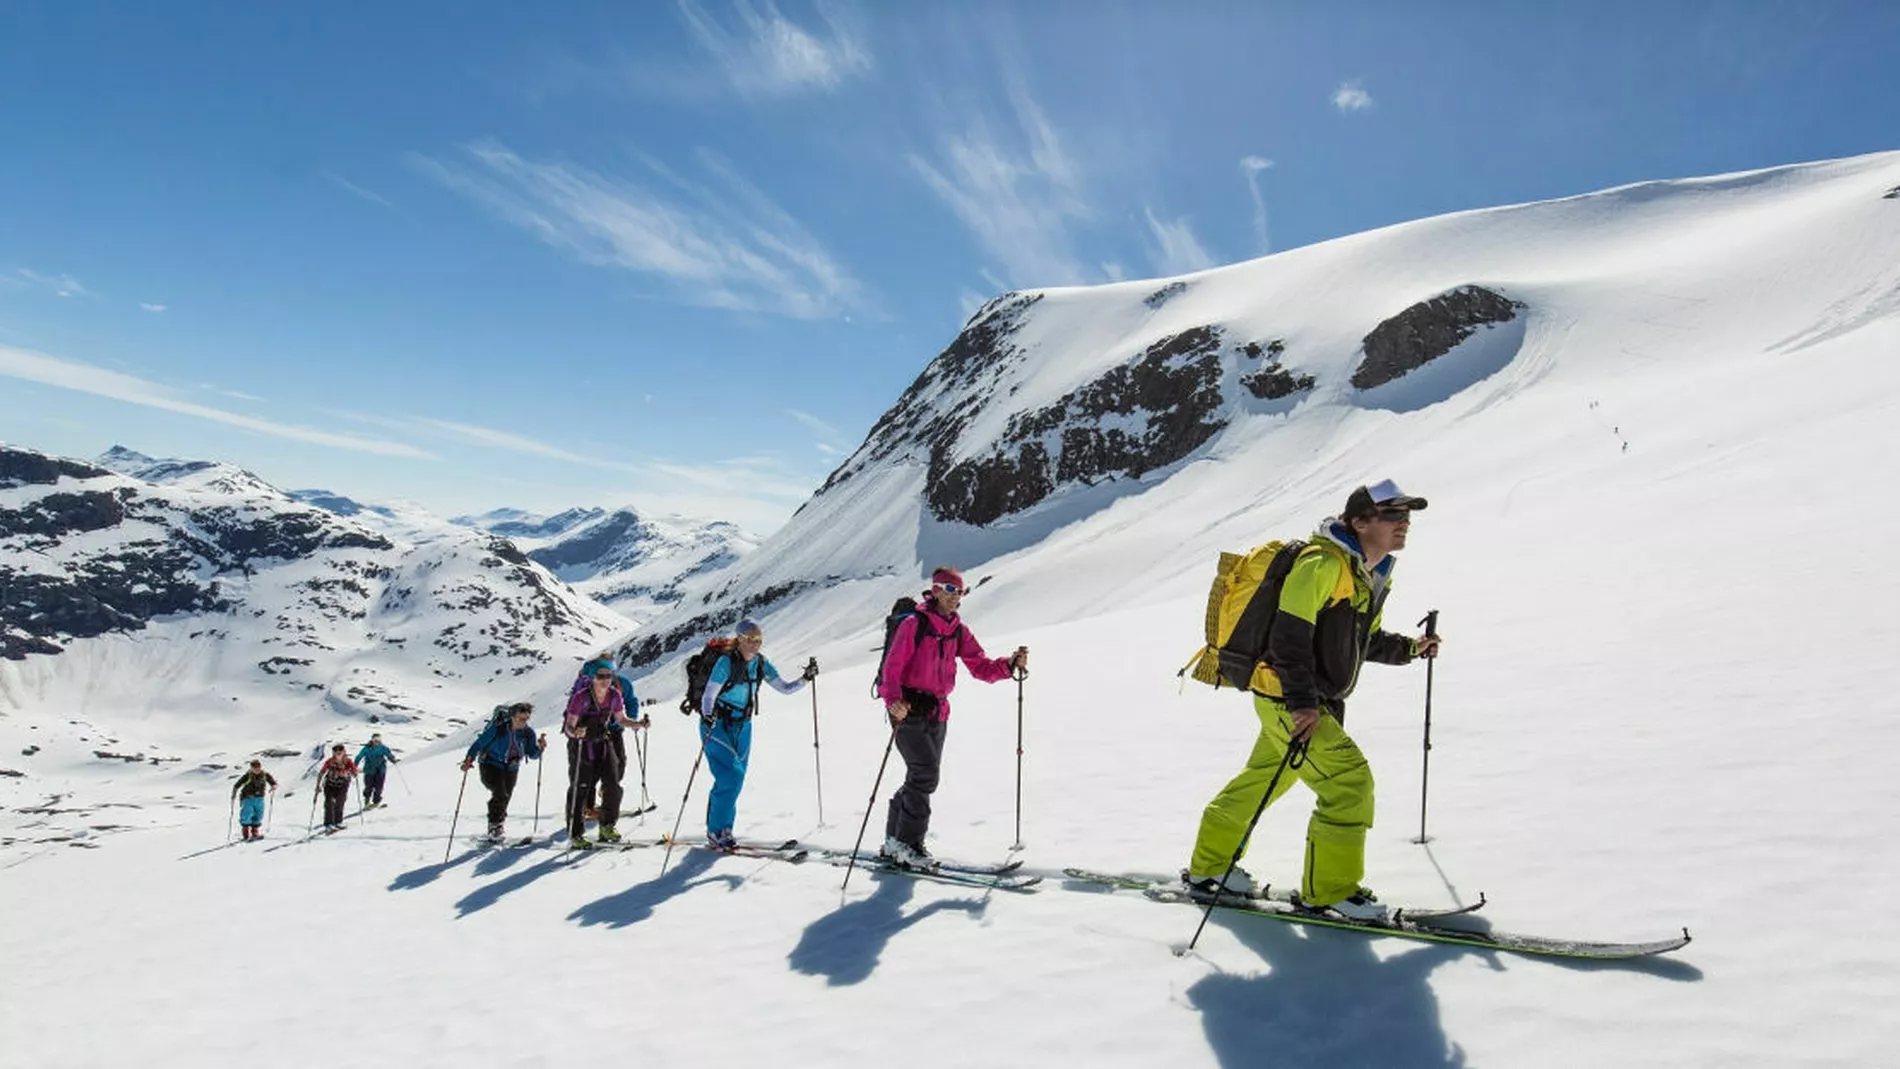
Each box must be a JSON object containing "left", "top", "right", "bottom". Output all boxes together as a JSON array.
[
  {"left": 0, "top": 443, "right": 630, "bottom": 841},
  {"left": 5, "top": 151, "right": 1900, "bottom": 1067},
  {"left": 452, "top": 505, "right": 759, "bottom": 623}
]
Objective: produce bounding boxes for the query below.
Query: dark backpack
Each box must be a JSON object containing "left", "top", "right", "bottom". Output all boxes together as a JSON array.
[
  {"left": 679, "top": 638, "right": 743, "bottom": 717},
  {"left": 871, "top": 597, "right": 962, "bottom": 698}
]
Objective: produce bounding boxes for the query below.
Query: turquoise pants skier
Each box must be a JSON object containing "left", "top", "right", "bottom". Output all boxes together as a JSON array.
[
  {"left": 1189, "top": 695, "right": 1376, "bottom": 907},
  {"left": 700, "top": 717, "right": 752, "bottom": 835}
]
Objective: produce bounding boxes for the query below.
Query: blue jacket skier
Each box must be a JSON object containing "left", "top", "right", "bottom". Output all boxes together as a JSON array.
[
  {"left": 462, "top": 704, "right": 546, "bottom": 840},
  {"left": 696, "top": 618, "right": 813, "bottom": 850},
  {"left": 354, "top": 735, "right": 398, "bottom": 807}
]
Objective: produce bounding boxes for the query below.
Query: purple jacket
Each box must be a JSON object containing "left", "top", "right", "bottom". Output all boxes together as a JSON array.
[
  {"left": 565, "top": 684, "right": 625, "bottom": 735},
  {"left": 877, "top": 604, "right": 1014, "bottom": 721}
]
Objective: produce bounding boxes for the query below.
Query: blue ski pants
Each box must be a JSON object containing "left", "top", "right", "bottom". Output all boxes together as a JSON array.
[{"left": 700, "top": 717, "right": 752, "bottom": 833}]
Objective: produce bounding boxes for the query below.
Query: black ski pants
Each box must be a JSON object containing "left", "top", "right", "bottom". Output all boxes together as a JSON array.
[
  {"left": 479, "top": 762, "right": 519, "bottom": 827},
  {"left": 885, "top": 714, "right": 947, "bottom": 847},
  {"left": 565, "top": 736, "right": 582, "bottom": 821},
  {"left": 569, "top": 739, "right": 623, "bottom": 838},
  {"left": 363, "top": 768, "right": 387, "bottom": 805},
  {"left": 322, "top": 779, "right": 350, "bottom": 827}
]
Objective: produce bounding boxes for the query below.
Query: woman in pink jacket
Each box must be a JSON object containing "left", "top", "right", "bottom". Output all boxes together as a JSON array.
[{"left": 876, "top": 567, "right": 1028, "bottom": 869}]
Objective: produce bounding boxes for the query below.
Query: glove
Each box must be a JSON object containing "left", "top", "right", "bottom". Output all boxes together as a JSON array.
[{"left": 802, "top": 660, "right": 820, "bottom": 682}]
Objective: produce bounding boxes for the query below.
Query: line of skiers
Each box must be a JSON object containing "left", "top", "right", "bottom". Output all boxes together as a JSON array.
[
  {"left": 227, "top": 735, "right": 401, "bottom": 841},
  {"left": 224, "top": 479, "right": 1441, "bottom": 924}
]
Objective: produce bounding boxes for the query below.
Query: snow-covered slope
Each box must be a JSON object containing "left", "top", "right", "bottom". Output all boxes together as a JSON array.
[
  {"left": 0, "top": 445, "right": 630, "bottom": 844},
  {"left": 5, "top": 151, "right": 1900, "bottom": 1068},
  {"left": 458, "top": 505, "right": 758, "bottom": 623}
]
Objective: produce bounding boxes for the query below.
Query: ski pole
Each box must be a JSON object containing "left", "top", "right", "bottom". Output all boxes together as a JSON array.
[
  {"left": 660, "top": 737, "right": 708, "bottom": 876},
  {"left": 841, "top": 723, "right": 899, "bottom": 895},
  {"left": 444, "top": 763, "right": 471, "bottom": 864},
  {"left": 266, "top": 791, "right": 275, "bottom": 835},
  {"left": 355, "top": 774, "right": 366, "bottom": 826},
  {"left": 395, "top": 761, "right": 413, "bottom": 797},
  {"left": 1413, "top": 609, "right": 1440, "bottom": 845},
  {"left": 1011, "top": 661, "right": 1028, "bottom": 851},
  {"left": 532, "top": 745, "right": 544, "bottom": 837},
  {"left": 306, "top": 780, "right": 320, "bottom": 833},
  {"left": 226, "top": 793, "right": 236, "bottom": 843},
  {"left": 634, "top": 722, "right": 653, "bottom": 812},
  {"left": 807, "top": 658, "right": 824, "bottom": 826},
  {"left": 1183, "top": 732, "right": 1309, "bottom": 954}
]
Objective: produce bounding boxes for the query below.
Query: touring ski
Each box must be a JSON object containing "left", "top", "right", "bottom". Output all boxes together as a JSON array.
[
  {"left": 1140, "top": 886, "right": 1687, "bottom": 960},
  {"left": 1062, "top": 868, "right": 1486, "bottom": 924},
  {"left": 817, "top": 852, "right": 1041, "bottom": 892},
  {"left": 821, "top": 848, "right": 1025, "bottom": 877}
]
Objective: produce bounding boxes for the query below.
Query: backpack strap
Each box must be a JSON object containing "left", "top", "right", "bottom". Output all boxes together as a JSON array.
[{"left": 713, "top": 653, "right": 761, "bottom": 720}]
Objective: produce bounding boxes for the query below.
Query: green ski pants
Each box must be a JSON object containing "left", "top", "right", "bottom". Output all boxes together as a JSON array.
[{"left": 1188, "top": 695, "right": 1375, "bottom": 907}]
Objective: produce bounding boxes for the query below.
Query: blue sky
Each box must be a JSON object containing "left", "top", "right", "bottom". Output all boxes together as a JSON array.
[{"left": 3, "top": 1, "right": 1895, "bottom": 532}]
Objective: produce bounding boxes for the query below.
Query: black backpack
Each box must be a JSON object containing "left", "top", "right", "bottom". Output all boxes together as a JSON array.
[
  {"left": 871, "top": 598, "right": 963, "bottom": 698},
  {"left": 679, "top": 638, "right": 748, "bottom": 717}
]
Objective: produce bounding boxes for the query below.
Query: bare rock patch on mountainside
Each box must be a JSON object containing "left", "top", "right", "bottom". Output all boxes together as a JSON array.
[
  {"left": 1885, "top": 184, "right": 1900, "bottom": 199},
  {"left": 927, "top": 325, "right": 1228, "bottom": 526},
  {"left": 1351, "top": 285, "right": 1526, "bottom": 391},
  {"left": 1237, "top": 338, "right": 1315, "bottom": 401}
]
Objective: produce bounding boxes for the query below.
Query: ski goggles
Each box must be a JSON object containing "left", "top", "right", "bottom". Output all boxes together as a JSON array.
[{"left": 933, "top": 581, "right": 968, "bottom": 595}]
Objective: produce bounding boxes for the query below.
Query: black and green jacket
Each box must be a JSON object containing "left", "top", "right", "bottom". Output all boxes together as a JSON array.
[{"left": 1259, "top": 520, "right": 1418, "bottom": 723}]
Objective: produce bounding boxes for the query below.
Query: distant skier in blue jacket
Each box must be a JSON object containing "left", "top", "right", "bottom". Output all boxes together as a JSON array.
[
  {"left": 697, "top": 619, "right": 814, "bottom": 850},
  {"left": 461, "top": 704, "right": 547, "bottom": 841},
  {"left": 354, "top": 734, "right": 398, "bottom": 808}
]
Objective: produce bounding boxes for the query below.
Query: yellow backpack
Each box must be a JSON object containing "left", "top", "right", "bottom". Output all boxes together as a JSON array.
[{"left": 1179, "top": 539, "right": 1313, "bottom": 693}]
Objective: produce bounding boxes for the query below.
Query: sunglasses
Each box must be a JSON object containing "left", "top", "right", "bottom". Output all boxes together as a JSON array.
[
  {"left": 1373, "top": 507, "right": 1414, "bottom": 522},
  {"left": 593, "top": 673, "right": 614, "bottom": 680},
  {"left": 935, "top": 582, "right": 968, "bottom": 595}
]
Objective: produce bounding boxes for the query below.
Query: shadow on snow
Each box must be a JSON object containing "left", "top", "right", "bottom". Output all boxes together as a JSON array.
[
  {"left": 1188, "top": 910, "right": 1701, "bottom": 1069},
  {"left": 788, "top": 871, "right": 987, "bottom": 987},
  {"left": 566, "top": 849, "right": 740, "bottom": 929}
]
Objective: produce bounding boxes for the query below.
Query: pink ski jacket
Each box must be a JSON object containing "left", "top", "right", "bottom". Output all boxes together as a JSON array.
[{"left": 877, "top": 604, "right": 1014, "bottom": 721}]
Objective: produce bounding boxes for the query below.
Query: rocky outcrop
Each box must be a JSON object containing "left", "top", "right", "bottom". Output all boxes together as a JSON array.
[
  {"left": 927, "top": 326, "right": 1228, "bottom": 526},
  {"left": 1144, "top": 281, "right": 1188, "bottom": 309},
  {"left": 1885, "top": 185, "right": 1900, "bottom": 200},
  {"left": 0, "top": 450, "right": 109, "bottom": 489},
  {"left": 1351, "top": 286, "right": 1525, "bottom": 391},
  {"left": 816, "top": 292, "right": 1046, "bottom": 502},
  {"left": 1237, "top": 339, "right": 1315, "bottom": 401}
]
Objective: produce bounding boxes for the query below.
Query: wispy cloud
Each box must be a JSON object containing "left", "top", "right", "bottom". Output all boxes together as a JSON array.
[
  {"left": 911, "top": 82, "right": 1091, "bottom": 288},
  {"left": 785, "top": 407, "right": 850, "bottom": 457},
  {"left": 200, "top": 384, "right": 264, "bottom": 402},
  {"left": 1240, "top": 155, "right": 1273, "bottom": 253},
  {"left": 785, "top": 408, "right": 840, "bottom": 440},
  {"left": 16, "top": 268, "right": 89, "bottom": 298},
  {"left": 677, "top": 0, "right": 872, "bottom": 98},
  {"left": 1332, "top": 81, "right": 1373, "bottom": 112},
  {"left": 0, "top": 344, "right": 436, "bottom": 459},
  {"left": 140, "top": 302, "right": 169, "bottom": 313},
  {"left": 414, "top": 140, "right": 863, "bottom": 319},
  {"left": 325, "top": 170, "right": 395, "bottom": 209},
  {"left": 409, "top": 417, "right": 646, "bottom": 473},
  {"left": 1143, "top": 208, "right": 1214, "bottom": 276}
]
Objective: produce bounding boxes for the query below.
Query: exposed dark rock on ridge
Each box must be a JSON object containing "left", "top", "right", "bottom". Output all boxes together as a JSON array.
[
  {"left": 0, "top": 450, "right": 109, "bottom": 489},
  {"left": 927, "top": 326, "right": 1228, "bottom": 526},
  {"left": 1352, "top": 285, "right": 1526, "bottom": 391},
  {"left": 1237, "top": 338, "right": 1315, "bottom": 400}
]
